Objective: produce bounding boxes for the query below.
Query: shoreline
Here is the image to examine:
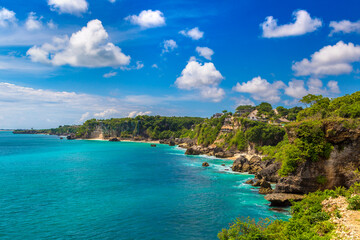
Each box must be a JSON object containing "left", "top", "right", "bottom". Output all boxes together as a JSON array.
[{"left": 83, "top": 138, "right": 160, "bottom": 144}]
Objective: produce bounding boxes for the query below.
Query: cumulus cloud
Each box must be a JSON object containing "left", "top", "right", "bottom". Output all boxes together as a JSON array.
[
  {"left": 284, "top": 80, "right": 308, "bottom": 99},
  {"left": 152, "top": 64, "right": 158, "bottom": 68},
  {"left": 175, "top": 57, "right": 225, "bottom": 102},
  {"left": 292, "top": 41, "right": 360, "bottom": 76},
  {"left": 25, "top": 12, "right": 42, "bottom": 31},
  {"left": 179, "top": 27, "right": 204, "bottom": 40},
  {"left": 196, "top": 47, "right": 214, "bottom": 60},
  {"left": 0, "top": 7, "right": 17, "bottom": 27},
  {"left": 162, "top": 39, "right": 177, "bottom": 53},
  {"left": 79, "top": 112, "right": 90, "bottom": 122},
  {"left": 125, "top": 10, "right": 165, "bottom": 28},
  {"left": 48, "top": 0, "right": 88, "bottom": 15},
  {"left": 261, "top": 10, "right": 322, "bottom": 38},
  {"left": 103, "top": 71, "right": 117, "bottom": 78},
  {"left": 27, "top": 19, "right": 130, "bottom": 67},
  {"left": 94, "top": 108, "right": 119, "bottom": 118},
  {"left": 233, "top": 76, "right": 285, "bottom": 103},
  {"left": 127, "top": 111, "right": 152, "bottom": 118},
  {"left": 234, "top": 96, "right": 255, "bottom": 107},
  {"left": 284, "top": 79, "right": 340, "bottom": 99},
  {"left": 330, "top": 20, "right": 360, "bottom": 35}
]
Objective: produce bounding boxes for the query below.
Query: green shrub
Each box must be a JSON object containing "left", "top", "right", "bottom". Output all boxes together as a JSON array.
[{"left": 347, "top": 195, "right": 360, "bottom": 210}]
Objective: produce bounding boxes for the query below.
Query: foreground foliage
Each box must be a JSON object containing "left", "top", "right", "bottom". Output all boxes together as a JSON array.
[{"left": 218, "top": 184, "right": 360, "bottom": 240}]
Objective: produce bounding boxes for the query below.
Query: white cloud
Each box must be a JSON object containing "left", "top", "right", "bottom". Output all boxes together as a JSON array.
[
  {"left": 79, "top": 112, "right": 90, "bottom": 122},
  {"left": 27, "top": 19, "right": 131, "bottom": 67},
  {"left": 47, "top": 20, "right": 57, "bottom": 29},
  {"left": 261, "top": 10, "right": 322, "bottom": 38},
  {"left": 284, "top": 80, "right": 308, "bottom": 99},
  {"left": 94, "top": 108, "right": 119, "bottom": 118},
  {"left": 152, "top": 64, "right": 158, "bottom": 68},
  {"left": 179, "top": 27, "right": 204, "bottom": 40},
  {"left": 25, "top": 12, "right": 42, "bottom": 31},
  {"left": 234, "top": 97, "right": 255, "bottom": 107},
  {"left": 120, "top": 61, "right": 144, "bottom": 71},
  {"left": 162, "top": 39, "right": 177, "bottom": 53},
  {"left": 329, "top": 20, "right": 360, "bottom": 35},
  {"left": 292, "top": 41, "right": 360, "bottom": 76},
  {"left": 284, "top": 79, "right": 340, "bottom": 99},
  {"left": 233, "top": 76, "right": 285, "bottom": 103},
  {"left": 127, "top": 111, "right": 152, "bottom": 118},
  {"left": 125, "top": 10, "right": 165, "bottom": 28},
  {"left": 175, "top": 57, "right": 224, "bottom": 102},
  {"left": 196, "top": 47, "right": 214, "bottom": 60},
  {"left": 103, "top": 71, "right": 117, "bottom": 78},
  {"left": 48, "top": 0, "right": 88, "bottom": 15},
  {"left": 327, "top": 80, "right": 340, "bottom": 93},
  {"left": 0, "top": 82, "right": 167, "bottom": 128},
  {"left": 199, "top": 87, "right": 225, "bottom": 102},
  {"left": 0, "top": 7, "right": 17, "bottom": 27},
  {"left": 109, "top": 0, "right": 116, "bottom": 3}
]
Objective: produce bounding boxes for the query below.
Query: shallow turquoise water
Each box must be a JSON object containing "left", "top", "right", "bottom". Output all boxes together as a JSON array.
[{"left": 0, "top": 131, "right": 288, "bottom": 239}]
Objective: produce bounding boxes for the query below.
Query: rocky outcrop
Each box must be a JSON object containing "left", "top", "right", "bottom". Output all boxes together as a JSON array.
[
  {"left": 265, "top": 193, "right": 304, "bottom": 207},
  {"left": 67, "top": 133, "right": 76, "bottom": 140},
  {"left": 231, "top": 156, "right": 280, "bottom": 181},
  {"left": 256, "top": 160, "right": 281, "bottom": 183},
  {"left": 109, "top": 137, "right": 120, "bottom": 142},
  {"left": 275, "top": 120, "right": 360, "bottom": 194},
  {"left": 202, "top": 162, "right": 209, "bottom": 167},
  {"left": 214, "top": 150, "right": 234, "bottom": 158},
  {"left": 259, "top": 187, "right": 273, "bottom": 195},
  {"left": 185, "top": 146, "right": 202, "bottom": 155}
]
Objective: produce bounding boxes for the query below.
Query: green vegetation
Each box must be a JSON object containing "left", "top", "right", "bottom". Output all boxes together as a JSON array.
[
  {"left": 297, "top": 92, "right": 360, "bottom": 121},
  {"left": 260, "top": 120, "right": 333, "bottom": 176},
  {"left": 347, "top": 195, "right": 360, "bottom": 210},
  {"left": 195, "top": 114, "right": 225, "bottom": 146},
  {"left": 218, "top": 184, "right": 360, "bottom": 240},
  {"left": 276, "top": 106, "right": 303, "bottom": 121},
  {"left": 256, "top": 102, "right": 274, "bottom": 118},
  {"left": 77, "top": 116, "right": 204, "bottom": 139},
  {"left": 13, "top": 125, "right": 79, "bottom": 135}
]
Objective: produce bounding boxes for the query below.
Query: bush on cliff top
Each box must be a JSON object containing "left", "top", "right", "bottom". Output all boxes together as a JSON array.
[{"left": 297, "top": 91, "right": 360, "bottom": 121}]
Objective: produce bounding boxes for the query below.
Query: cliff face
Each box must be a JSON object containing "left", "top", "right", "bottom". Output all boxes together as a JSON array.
[{"left": 276, "top": 120, "right": 360, "bottom": 194}]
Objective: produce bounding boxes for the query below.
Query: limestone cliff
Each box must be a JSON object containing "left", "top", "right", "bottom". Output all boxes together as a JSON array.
[{"left": 275, "top": 119, "right": 360, "bottom": 194}]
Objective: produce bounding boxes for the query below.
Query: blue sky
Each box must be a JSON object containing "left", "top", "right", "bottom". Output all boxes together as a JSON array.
[{"left": 0, "top": 0, "right": 359, "bottom": 128}]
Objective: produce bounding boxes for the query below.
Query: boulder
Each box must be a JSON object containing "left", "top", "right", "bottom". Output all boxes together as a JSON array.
[
  {"left": 202, "top": 162, "right": 209, "bottom": 167},
  {"left": 67, "top": 134, "right": 76, "bottom": 140},
  {"left": 231, "top": 156, "right": 248, "bottom": 172},
  {"left": 252, "top": 179, "right": 271, "bottom": 188},
  {"left": 169, "top": 141, "right": 175, "bottom": 146},
  {"left": 185, "top": 146, "right": 202, "bottom": 155},
  {"left": 178, "top": 143, "right": 188, "bottom": 148},
  {"left": 109, "top": 137, "right": 120, "bottom": 142},
  {"left": 245, "top": 179, "right": 254, "bottom": 185},
  {"left": 264, "top": 193, "right": 304, "bottom": 207},
  {"left": 256, "top": 161, "right": 281, "bottom": 183},
  {"left": 259, "top": 187, "right": 273, "bottom": 195}
]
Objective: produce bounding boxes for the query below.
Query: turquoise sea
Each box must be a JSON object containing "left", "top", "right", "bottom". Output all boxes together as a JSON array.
[{"left": 0, "top": 131, "right": 288, "bottom": 240}]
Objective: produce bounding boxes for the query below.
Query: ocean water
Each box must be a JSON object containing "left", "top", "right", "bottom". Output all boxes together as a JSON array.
[{"left": 0, "top": 131, "right": 289, "bottom": 240}]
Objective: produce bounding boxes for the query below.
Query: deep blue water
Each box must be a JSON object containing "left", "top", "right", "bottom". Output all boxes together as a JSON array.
[{"left": 0, "top": 131, "right": 288, "bottom": 240}]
